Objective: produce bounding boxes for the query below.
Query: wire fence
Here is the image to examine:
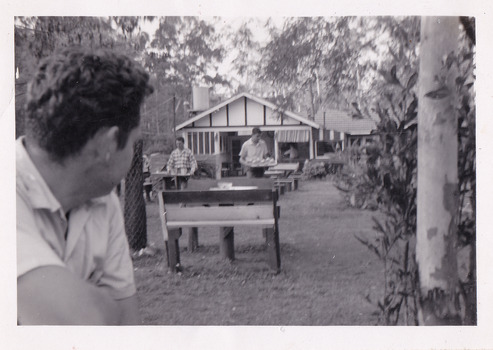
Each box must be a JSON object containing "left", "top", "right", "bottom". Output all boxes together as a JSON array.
[{"left": 122, "top": 140, "right": 148, "bottom": 251}]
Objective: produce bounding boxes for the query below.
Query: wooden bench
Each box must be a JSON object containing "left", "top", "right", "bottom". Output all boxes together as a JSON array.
[
  {"left": 158, "top": 183, "right": 281, "bottom": 273},
  {"left": 274, "top": 178, "right": 295, "bottom": 192},
  {"left": 288, "top": 173, "right": 303, "bottom": 190},
  {"left": 264, "top": 170, "right": 285, "bottom": 178}
]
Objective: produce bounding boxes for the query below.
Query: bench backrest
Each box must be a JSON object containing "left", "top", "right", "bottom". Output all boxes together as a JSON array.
[{"left": 158, "top": 188, "right": 279, "bottom": 235}]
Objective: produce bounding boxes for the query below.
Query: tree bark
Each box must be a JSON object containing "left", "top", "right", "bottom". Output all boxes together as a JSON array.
[
  {"left": 416, "top": 16, "right": 462, "bottom": 325},
  {"left": 124, "top": 139, "right": 148, "bottom": 251}
]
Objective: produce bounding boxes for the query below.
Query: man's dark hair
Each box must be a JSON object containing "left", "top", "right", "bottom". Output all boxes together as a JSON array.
[
  {"left": 252, "top": 127, "right": 261, "bottom": 135},
  {"left": 25, "top": 46, "right": 154, "bottom": 162},
  {"left": 176, "top": 136, "right": 185, "bottom": 143}
]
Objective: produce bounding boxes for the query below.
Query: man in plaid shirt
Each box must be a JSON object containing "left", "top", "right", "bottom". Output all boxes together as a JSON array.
[{"left": 166, "top": 136, "right": 197, "bottom": 189}]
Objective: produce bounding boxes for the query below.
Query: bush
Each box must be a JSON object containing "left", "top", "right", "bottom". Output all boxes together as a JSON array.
[
  {"left": 193, "top": 161, "right": 216, "bottom": 179},
  {"left": 302, "top": 160, "right": 327, "bottom": 179}
]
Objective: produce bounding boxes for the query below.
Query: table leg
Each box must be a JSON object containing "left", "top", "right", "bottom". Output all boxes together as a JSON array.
[
  {"left": 219, "top": 227, "right": 235, "bottom": 261},
  {"left": 187, "top": 227, "right": 199, "bottom": 252},
  {"left": 166, "top": 228, "right": 182, "bottom": 272},
  {"left": 264, "top": 226, "right": 281, "bottom": 273}
]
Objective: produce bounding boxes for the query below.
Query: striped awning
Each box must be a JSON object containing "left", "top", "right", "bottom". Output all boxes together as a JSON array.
[{"left": 275, "top": 130, "right": 310, "bottom": 142}]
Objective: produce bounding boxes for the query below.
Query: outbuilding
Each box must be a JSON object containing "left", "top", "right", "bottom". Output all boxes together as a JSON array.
[{"left": 174, "top": 92, "right": 320, "bottom": 178}]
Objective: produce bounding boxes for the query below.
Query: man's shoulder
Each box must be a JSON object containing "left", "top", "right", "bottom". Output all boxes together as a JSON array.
[
  {"left": 170, "top": 148, "right": 181, "bottom": 157},
  {"left": 243, "top": 138, "right": 254, "bottom": 146}
]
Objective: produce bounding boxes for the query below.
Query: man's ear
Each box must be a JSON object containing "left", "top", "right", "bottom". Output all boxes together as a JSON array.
[
  {"left": 93, "top": 126, "right": 119, "bottom": 163},
  {"left": 105, "top": 126, "right": 120, "bottom": 154}
]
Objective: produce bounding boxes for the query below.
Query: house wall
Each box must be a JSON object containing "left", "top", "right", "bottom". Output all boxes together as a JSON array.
[
  {"left": 213, "top": 109, "right": 228, "bottom": 126},
  {"left": 246, "top": 99, "right": 264, "bottom": 125},
  {"left": 177, "top": 95, "right": 321, "bottom": 172},
  {"left": 265, "top": 107, "right": 281, "bottom": 125},
  {"left": 228, "top": 98, "right": 246, "bottom": 126}
]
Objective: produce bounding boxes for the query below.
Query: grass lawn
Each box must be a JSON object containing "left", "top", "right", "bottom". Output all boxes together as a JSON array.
[{"left": 132, "top": 178, "right": 386, "bottom": 325}]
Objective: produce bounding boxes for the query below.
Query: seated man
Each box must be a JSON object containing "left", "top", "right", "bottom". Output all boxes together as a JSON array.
[
  {"left": 283, "top": 143, "right": 299, "bottom": 161},
  {"left": 239, "top": 127, "right": 271, "bottom": 178},
  {"left": 17, "top": 46, "right": 153, "bottom": 325}
]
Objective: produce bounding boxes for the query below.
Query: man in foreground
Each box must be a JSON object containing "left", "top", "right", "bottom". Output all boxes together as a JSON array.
[
  {"left": 16, "top": 47, "right": 153, "bottom": 325},
  {"left": 239, "top": 127, "right": 271, "bottom": 178},
  {"left": 165, "top": 136, "right": 197, "bottom": 189}
]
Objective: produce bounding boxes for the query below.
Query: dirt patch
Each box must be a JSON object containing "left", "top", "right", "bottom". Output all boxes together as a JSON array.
[{"left": 132, "top": 179, "right": 385, "bottom": 325}]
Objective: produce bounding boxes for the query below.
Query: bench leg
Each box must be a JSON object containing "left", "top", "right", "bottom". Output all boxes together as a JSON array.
[
  {"left": 187, "top": 227, "right": 199, "bottom": 252},
  {"left": 219, "top": 226, "right": 235, "bottom": 261},
  {"left": 293, "top": 179, "right": 298, "bottom": 190},
  {"left": 264, "top": 226, "right": 281, "bottom": 273},
  {"left": 166, "top": 228, "right": 182, "bottom": 272}
]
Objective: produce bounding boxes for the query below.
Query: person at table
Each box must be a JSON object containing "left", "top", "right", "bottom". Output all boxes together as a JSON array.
[
  {"left": 283, "top": 143, "right": 299, "bottom": 161},
  {"left": 16, "top": 46, "right": 153, "bottom": 325},
  {"left": 239, "top": 127, "right": 271, "bottom": 178},
  {"left": 165, "top": 136, "right": 198, "bottom": 189}
]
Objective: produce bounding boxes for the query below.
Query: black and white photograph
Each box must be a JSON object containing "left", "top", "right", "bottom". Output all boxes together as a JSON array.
[{"left": 2, "top": 0, "right": 492, "bottom": 349}]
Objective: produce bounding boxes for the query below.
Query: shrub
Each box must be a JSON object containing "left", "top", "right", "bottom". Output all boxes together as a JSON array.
[
  {"left": 193, "top": 161, "right": 216, "bottom": 179},
  {"left": 302, "top": 160, "right": 327, "bottom": 179}
]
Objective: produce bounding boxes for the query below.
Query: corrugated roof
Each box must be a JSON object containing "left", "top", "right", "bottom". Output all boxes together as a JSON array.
[{"left": 314, "top": 109, "right": 377, "bottom": 135}]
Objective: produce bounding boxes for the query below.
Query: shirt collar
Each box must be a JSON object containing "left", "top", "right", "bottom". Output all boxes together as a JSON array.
[
  {"left": 16, "top": 137, "right": 63, "bottom": 212},
  {"left": 17, "top": 137, "right": 116, "bottom": 212}
]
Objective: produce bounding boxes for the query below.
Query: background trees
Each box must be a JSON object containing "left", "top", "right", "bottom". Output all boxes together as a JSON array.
[{"left": 140, "top": 16, "right": 231, "bottom": 154}]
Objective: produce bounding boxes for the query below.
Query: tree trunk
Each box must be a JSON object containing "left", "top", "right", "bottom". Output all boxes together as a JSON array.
[
  {"left": 124, "top": 139, "right": 148, "bottom": 251},
  {"left": 416, "top": 16, "right": 462, "bottom": 325}
]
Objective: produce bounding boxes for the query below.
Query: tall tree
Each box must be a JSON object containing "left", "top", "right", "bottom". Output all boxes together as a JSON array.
[
  {"left": 255, "top": 17, "right": 420, "bottom": 117},
  {"left": 140, "top": 16, "right": 231, "bottom": 152},
  {"left": 14, "top": 16, "right": 118, "bottom": 136},
  {"left": 416, "top": 16, "right": 462, "bottom": 325}
]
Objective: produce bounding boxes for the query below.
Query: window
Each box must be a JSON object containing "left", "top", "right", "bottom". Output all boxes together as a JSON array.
[
  {"left": 186, "top": 132, "right": 217, "bottom": 155},
  {"left": 315, "top": 140, "right": 343, "bottom": 158}
]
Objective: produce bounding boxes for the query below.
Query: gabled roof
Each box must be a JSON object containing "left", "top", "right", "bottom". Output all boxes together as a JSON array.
[
  {"left": 176, "top": 92, "right": 320, "bottom": 130},
  {"left": 314, "top": 109, "right": 377, "bottom": 135}
]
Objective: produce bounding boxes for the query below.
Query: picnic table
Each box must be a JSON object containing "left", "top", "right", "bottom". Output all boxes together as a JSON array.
[
  {"left": 245, "top": 159, "right": 277, "bottom": 169},
  {"left": 158, "top": 177, "right": 281, "bottom": 273},
  {"left": 265, "top": 163, "right": 299, "bottom": 178},
  {"left": 150, "top": 171, "right": 191, "bottom": 191}
]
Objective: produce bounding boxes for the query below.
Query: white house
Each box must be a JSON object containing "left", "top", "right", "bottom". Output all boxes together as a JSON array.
[{"left": 174, "top": 92, "right": 320, "bottom": 178}]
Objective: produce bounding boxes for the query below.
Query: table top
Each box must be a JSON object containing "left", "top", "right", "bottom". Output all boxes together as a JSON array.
[
  {"left": 210, "top": 186, "right": 258, "bottom": 191},
  {"left": 245, "top": 161, "right": 277, "bottom": 168},
  {"left": 152, "top": 172, "right": 191, "bottom": 177},
  {"left": 268, "top": 163, "right": 299, "bottom": 171}
]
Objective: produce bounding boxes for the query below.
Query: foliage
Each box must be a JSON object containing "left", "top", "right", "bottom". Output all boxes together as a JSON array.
[
  {"left": 332, "top": 16, "right": 421, "bottom": 324},
  {"left": 335, "top": 17, "right": 476, "bottom": 325},
  {"left": 140, "top": 17, "right": 232, "bottom": 146},
  {"left": 258, "top": 17, "right": 357, "bottom": 116},
  {"left": 338, "top": 65, "right": 419, "bottom": 325},
  {"left": 454, "top": 24, "right": 476, "bottom": 325},
  {"left": 302, "top": 159, "right": 344, "bottom": 180},
  {"left": 255, "top": 17, "right": 421, "bottom": 119},
  {"left": 193, "top": 161, "right": 217, "bottom": 179},
  {"left": 302, "top": 160, "right": 327, "bottom": 179},
  {"left": 14, "top": 16, "right": 149, "bottom": 137}
]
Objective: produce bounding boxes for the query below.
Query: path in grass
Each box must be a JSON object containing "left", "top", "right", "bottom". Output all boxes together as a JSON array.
[{"left": 132, "top": 179, "right": 384, "bottom": 325}]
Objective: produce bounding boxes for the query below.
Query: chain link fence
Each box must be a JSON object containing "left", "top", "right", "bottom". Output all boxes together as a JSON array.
[{"left": 122, "top": 140, "right": 148, "bottom": 251}]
